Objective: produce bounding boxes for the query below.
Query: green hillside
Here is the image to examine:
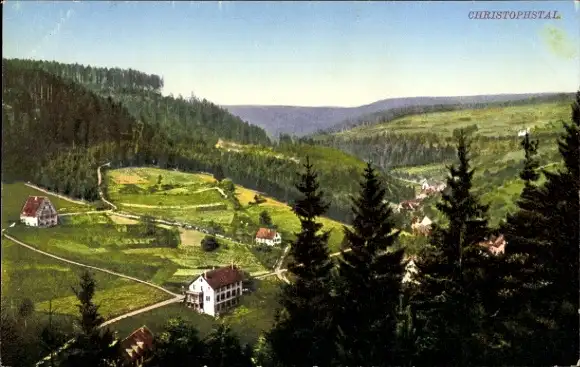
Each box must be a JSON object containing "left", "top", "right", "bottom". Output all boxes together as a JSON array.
[{"left": 312, "top": 99, "right": 574, "bottom": 225}]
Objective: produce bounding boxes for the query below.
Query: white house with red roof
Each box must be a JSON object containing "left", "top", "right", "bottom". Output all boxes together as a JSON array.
[
  {"left": 183, "top": 265, "right": 244, "bottom": 316},
  {"left": 20, "top": 196, "right": 58, "bottom": 227},
  {"left": 255, "top": 227, "right": 282, "bottom": 246}
]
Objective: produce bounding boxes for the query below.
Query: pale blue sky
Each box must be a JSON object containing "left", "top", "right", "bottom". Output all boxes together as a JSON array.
[{"left": 3, "top": 1, "right": 579, "bottom": 107}]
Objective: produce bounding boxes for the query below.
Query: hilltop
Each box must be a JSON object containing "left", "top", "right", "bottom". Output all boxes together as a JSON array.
[{"left": 223, "top": 93, "right": 569, "bottom": 137}]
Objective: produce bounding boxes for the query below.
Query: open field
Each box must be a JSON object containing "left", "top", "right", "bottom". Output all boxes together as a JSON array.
[
  {"left": 110, "top": 278, "right": 281, "bottom": 345},
  {"left": 245, "top": 201, "right": 345, "bottom": 252},
  {"left": 106, "top": 168, "right": 348, "bottom": 253},
  {"left": 5, "top": 213, "right": 268, "bottom": 292},
  {"left": 336, "top": 101, "right": 571, "bottom": 138},
  {"left": 108, "top": 167, "right": 227, "bottom": 207},
  {"left": 1, "top": 238, "right": 171, "bottom": 319},
  {"left": 1, "top": 182, "right": 92, "bottom": 228}
]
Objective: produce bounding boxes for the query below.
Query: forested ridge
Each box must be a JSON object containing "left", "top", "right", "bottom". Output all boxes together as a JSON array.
[
  {"left": 8, "top": 58, "right": 271, "bottom": 146},
  {"left": 2, "top": 59, "right": 414, "bottom": 223},
  {"left": 309, "top": 131, "right": 458, "bottom": 169}
]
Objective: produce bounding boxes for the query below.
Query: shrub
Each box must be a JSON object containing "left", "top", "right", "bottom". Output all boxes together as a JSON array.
[
  {"left": 119, "top": 184, "right": 144, "bottom": 194},
  {"left": 201, "top": 235, "right": 220, "bottom": 252}
]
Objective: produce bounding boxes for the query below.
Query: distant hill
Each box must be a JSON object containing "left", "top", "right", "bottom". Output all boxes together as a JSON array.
[{"left": 224, "top": 93, "right": 570, "bottom": 137}]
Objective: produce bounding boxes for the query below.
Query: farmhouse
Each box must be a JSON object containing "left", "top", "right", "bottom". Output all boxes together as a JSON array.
[
  {"left": 183, "top": 265, "right": 244, "bottom": 317},
  {"left": 411, "top": 216, "right": 432, "bottom": 236},
  {"left": 255, "top": 227, "right": 282, "bottom": 246},
  {"left": 399, "top": 199, "right": 422, "bottom": 212},
  {"left": 121, "top": 326, "right": 154, "bottom": 367},
  {"left": 478, "top": 234, "right": 507, "bottom": 255},
  {"left": 403, "top": 257, "right": 419, "bottom": 285},
  {"left": 20, "top": 196, "right": 58, "bottom": 227}
]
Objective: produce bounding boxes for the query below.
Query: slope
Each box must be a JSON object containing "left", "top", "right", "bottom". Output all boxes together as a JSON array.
[
  {"left": 224, "top": 93, "right": 570, "bottom": 137},
  {"left": 9, "top": 58, "right": 271, "bottom": 147},
  {"left": 312, "top": 98, "right": 573, "bottom": 225}
]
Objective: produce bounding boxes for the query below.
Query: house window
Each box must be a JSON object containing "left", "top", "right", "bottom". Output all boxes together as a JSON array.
[
  {"left": 206, "top": 296, "right": 210, "bottom": 301},
  {"left": 226, "top": 291, "right": 230, "bottom": 298}
]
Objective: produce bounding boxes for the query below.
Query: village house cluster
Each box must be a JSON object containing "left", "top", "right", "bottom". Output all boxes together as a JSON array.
[{"left": 395, "top": 179, "right": 446, "bottom": 214}]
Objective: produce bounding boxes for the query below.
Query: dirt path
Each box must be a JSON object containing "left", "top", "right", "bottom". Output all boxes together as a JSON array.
[
  {"left": 24, "top": 183, "right": 89, "bottom": 206},
  {"left": 97, "top": 163, "right": 118, "bottom": 210},
  {"left": 2, "top": 232, "right": 180, "bottom": 298},
  {"left": 120, "top": 202, "right": 225, "bottom": 209},
  {"left": 195, "top": 186, "right": 228, "bottom": 198},
  {"left": 256, "top": 248, "right": 350, "bottom": 280},
  {"left": 99, "top": 295, "right": 184, "bottom": 328},
  {"left": 59, "top": 210, "right": 112, "bottom": 217}
]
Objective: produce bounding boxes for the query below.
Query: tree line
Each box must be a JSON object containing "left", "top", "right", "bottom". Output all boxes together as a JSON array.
[
  {"left": 11, "top": 58, "right": 164, "bottom": 92},
  {"left": 6, "top": 58, "right": 271, "bottom": 147}
]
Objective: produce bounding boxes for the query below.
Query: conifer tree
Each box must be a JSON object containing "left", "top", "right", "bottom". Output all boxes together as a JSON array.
[
  {"left": 60, "top": 271, "right": 121, "bottom": 367},
  {"left": 499, "top": 130, "right": 548, "bottom": 364},
  {"left": 203, "top": 324, "right": 253, "bottom": 367},
  {"left": 266, "top": 156, "right": 335, "bottom": 367},
  {"left": 411, "top": 130, "right": 495, "bottom": 366},
  {"left": 503, "top": 92, "right": 580, "bottom": 364},
  {"left": 334, "top": 162, "right": 405, "bottom": 366}
]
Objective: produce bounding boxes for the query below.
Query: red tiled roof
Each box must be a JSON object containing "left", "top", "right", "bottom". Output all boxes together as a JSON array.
[
  {"left": 203, "top": 265, "right": 243, "bottom": 290},
  {"left": 256, "top": 227, "right": 278, "bottom": 240},
  {"left": 20, "top": 196, "right": 49, "bottom": 217},
  {"left": 478, "top": 235, "right": 507, "bottom": 253},
  {"left": 121, "top": 326, "right": 154, "bottom": 362}
]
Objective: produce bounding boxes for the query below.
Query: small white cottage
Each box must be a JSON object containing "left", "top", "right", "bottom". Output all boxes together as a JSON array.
[
  {"left": 183, "top": 265, "right": 244, "bottom": 316},
  {"left": 20, "top": 196, "right": 58, "bottom": 227},
  {"left": 255, "top": 227, "right": 282, "bottom": 246}
]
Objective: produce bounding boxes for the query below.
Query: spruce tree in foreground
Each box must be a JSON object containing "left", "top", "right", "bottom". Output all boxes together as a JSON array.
[
  {"left": 267, "top": 156, "right": 335, "bottom": 367},
  {"left": 149, "top": 317, "right": 206, "bottom": 367},
  {"left": 203, "top": 324, "right": 253, "bottom": 367},
  {"left": 60, "top": 271, "right": 121, "bottom": 367},
  {"left": 411, "top": 130, "right": 497, "bottom": 366},
  {"left": 503, "top": 92, "right": 580, "bottom": 365},
  {"left": 334, "top": 162, "right": 405, "bottom": 366},
  {"left": 499, "top": 130, "right": 549, "bottom": 364}
]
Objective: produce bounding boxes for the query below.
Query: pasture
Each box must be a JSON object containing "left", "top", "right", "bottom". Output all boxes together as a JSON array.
[
  {"left": 110, "top": 278, "right": 281, "bottom": 345},
  {"left": 337, "top": 100, "right": 571, "bottom": 138},
  {"left": 1, "top": 238, "right": 171, "bottom": 320},
  {"left": 5, "top": 213, "right": 268, "bottom": 292},
  {"left": 106, "top": 168, "right": 348, "bottom": 253},
  {"left": 1, "top": 182, "right": 91, "bottom": 228}
]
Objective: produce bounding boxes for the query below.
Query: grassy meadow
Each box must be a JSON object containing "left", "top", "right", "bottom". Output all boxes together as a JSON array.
[
  {"left": 106, "top": 167, "right": 348, "bottom": 253},
  {"left": 110, "top": 278, "right": 281, "bottom": 345},
  {"left": 5, "top": 212, "right": 269, "bottom": 293},
  {"left": 337, "top": 100, "right": 570, "bottom": 138},
  {"left": 1, "top": 238, "right": 171, "bottom": 320},
  {"left": 1, "top": 182, "right": 92, "bottom": 228}
]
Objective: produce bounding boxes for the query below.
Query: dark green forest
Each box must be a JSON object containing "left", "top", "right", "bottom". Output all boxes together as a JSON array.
[{"left": 2, "top": 59, "right": 414, "bottom": 223}]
